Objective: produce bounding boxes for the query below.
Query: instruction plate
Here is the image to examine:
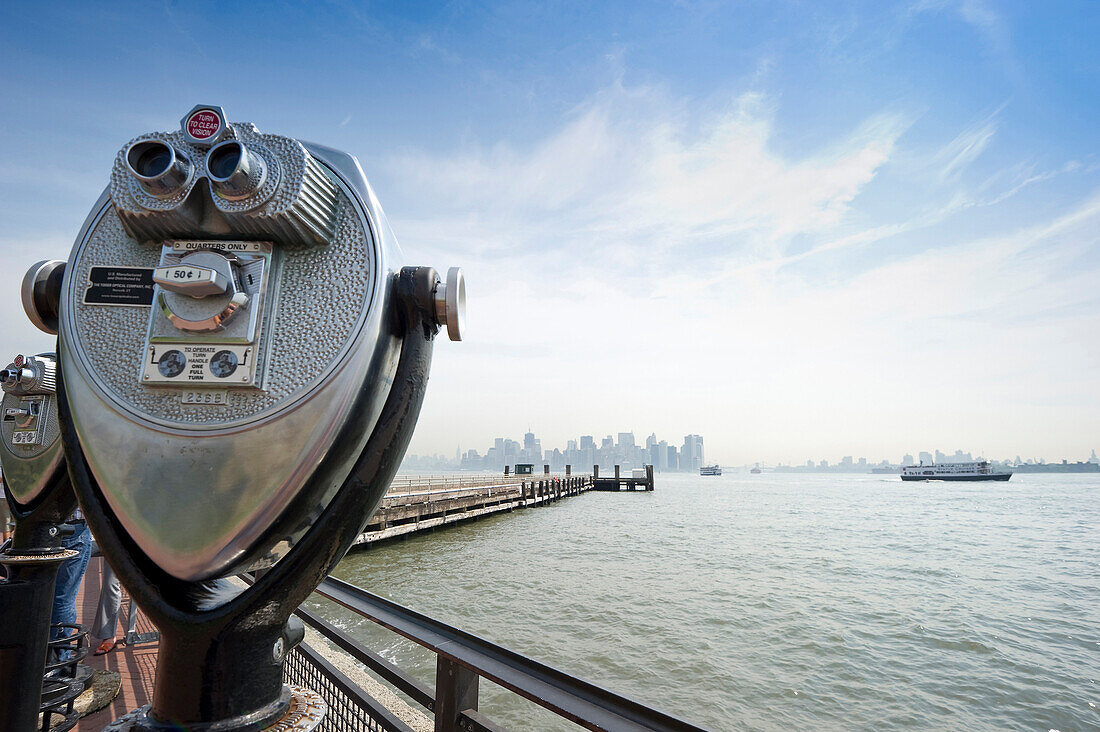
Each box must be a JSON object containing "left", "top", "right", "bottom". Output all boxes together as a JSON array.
[{"left": 142, "top": 343, "right": 256, "bottom": 387}]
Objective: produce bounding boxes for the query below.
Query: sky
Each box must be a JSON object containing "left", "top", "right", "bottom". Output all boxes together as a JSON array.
[{"left": 1, "top": 1, "right": 1097, "bottom": 465}]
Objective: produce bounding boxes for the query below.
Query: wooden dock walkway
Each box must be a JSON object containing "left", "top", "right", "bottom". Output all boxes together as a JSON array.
[
  {"left": 592, "top": 464, "right": 655, "bottom": 492},
  {"left": 353, "top": 473, "right": 593, "bottom": 547}
]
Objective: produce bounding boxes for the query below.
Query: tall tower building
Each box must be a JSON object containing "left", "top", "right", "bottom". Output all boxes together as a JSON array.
[{"left": 682, "top": 435, "right": 704, "bottom": 471}]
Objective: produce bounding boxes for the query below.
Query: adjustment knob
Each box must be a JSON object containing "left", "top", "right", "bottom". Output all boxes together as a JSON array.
[
  {"left": 433, "top": 267, "right": 466, "bottom": 342},
  {"left": 21, "top": 260, "right": 66, "bottom": 335}
]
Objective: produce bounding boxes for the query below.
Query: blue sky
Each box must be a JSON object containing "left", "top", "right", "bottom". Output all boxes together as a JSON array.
[{"left": 1, "top": 1, "right": 1097, "bottom": 463}]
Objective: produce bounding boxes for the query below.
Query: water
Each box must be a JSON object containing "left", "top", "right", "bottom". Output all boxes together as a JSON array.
[{"left": 310, "top": 473, "right": 1100, "bottom": 731}]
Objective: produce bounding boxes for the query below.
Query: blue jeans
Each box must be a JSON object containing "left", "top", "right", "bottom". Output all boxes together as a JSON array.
[{"left": 50, "top": 522, "right": 92, "bottom": 655}]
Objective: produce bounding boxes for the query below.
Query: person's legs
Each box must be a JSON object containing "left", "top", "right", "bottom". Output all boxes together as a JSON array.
[
  {"left": 123, "top": 591, "right": 139, "bottom": 639},
  {"left": 92, "top": 552, "right": 123, "bottom": 646},
  {"left": 49, "top": 522, "right": 92, "bottom": 657}
]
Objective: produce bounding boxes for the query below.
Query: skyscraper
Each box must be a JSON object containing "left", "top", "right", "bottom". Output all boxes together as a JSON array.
[{"left": 682, "top": 435, "right": 704, "bottom": 471}]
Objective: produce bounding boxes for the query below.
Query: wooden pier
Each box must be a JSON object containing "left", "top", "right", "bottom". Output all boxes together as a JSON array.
[
  {"left": 592, "top": 464, "right": 655, "bottom": 492},
  {"left": 353, "top": 464, "right": 654, "bottom": 547},
  {"left": 353, "top": 473, "right": 593, "bottom": 547}
]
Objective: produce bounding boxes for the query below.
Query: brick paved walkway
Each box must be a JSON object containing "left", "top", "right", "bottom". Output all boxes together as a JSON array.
[{"left": 74, "top": 556, "right": 158, "bottom": 730}]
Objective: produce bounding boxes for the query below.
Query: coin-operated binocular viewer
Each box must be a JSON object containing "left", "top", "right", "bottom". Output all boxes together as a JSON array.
[
  {"left": 0, "top": 350, "right": 86, "bottom": 732},
  {"left": 26, "top": 105, "right": 465, "bottom": 730}
]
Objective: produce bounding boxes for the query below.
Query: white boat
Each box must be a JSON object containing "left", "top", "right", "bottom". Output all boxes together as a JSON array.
[
  {"left": 900, "top": 460, "right": 1011, "bottom": 482},
  {"left": 699, "top": 465, "right": 722, "bottom": 476}
]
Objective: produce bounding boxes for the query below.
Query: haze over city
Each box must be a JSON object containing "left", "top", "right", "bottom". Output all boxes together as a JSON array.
[{"left": 1, "top": 2, "right": 1097, "bottom": 465}]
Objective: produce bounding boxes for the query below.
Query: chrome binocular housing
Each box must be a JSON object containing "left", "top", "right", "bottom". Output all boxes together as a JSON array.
[
  {"left": 1, "top": 353, "right": 64, "bottom": 509},
  {"left": 52, "top": 104, "right": 464, "bottom": 583},
  {"left": 12, "top": 103, "right": 465, "bottom": 731}
]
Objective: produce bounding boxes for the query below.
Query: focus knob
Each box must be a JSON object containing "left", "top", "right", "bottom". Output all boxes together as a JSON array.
[
  {"left": 433, "top": 267, "right": 466, "bottom": 342},
  {"left": 21, "top": 260, "right": 66, "bottom": 335}
]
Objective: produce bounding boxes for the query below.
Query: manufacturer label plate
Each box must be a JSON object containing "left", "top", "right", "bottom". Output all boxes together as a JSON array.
[{"left": 84, "top": 266, "right": 155, "bottom": 306}]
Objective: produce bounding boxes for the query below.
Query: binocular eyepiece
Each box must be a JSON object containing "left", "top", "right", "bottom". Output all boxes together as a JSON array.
[
  {"left": 126, "top": 139, "right": 192, "bottom": 198},
  {"left": 124, "top": 138, "right": 267, "bottom": 202},
  {"left": 0, "top": 366, "right": 32, "bottom": 389},
  {"left": 206, "top": 140, "right": 267, "bottom": 200},
  {"left": 0, "top": 354, "right": 57, "bottom": 396}
]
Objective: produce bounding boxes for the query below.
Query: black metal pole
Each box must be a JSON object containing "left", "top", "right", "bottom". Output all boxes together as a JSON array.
[
  {"left": 0, "top": 551, "right": 71, "bottom": 732},
  {"left": 0, "top": 471, "right": 78, "bottom": 732}
]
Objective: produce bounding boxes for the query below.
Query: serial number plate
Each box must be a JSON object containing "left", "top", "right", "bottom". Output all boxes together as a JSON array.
[
  {"left": 181, "top": 390, "right": 228, "bottom": 405},
  {"left": 12, "top": 430, "right": 39, "bottom": 445}
]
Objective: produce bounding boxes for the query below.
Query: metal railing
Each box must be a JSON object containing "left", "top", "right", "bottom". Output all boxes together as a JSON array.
[
  {"left": 284, "top": 641, "right": 414, "bottom": 732},
  {"left": 387, "top": 474, "right": 591, "bottom": 495},
  {"left": 286, "top": 575, "right": 709, "bottom": 732}
]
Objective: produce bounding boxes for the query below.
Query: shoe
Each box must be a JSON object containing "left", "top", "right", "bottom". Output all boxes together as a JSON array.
[{"left": 93, "top": 639, "right": 120, "bottom": 655}]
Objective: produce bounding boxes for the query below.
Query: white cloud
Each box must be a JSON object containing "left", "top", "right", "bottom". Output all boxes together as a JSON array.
[
  {"left": 935, "top": 114, "right": 999, "bottom": 181},
  {"left": 389, "top": 85, "right": 907, "bottom": 281}
]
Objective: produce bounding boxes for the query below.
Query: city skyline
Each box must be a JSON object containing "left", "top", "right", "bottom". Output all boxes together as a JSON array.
[
  {"left": 405, "top": 429, "right": 709, "bottom": 473},
  {"left": 401, "top": 428, "right": 1100, "bottom": 473},
  {"left": 1, "top": 4, "right": 1097, "bottom": 463}
]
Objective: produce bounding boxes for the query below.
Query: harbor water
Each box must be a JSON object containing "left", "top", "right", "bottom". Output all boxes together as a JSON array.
[{"left": 309, "top": 473, "right": 1100, "bottom": 731}]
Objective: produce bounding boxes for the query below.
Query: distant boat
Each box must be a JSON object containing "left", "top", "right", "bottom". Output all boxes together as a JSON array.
[
  {"left": 699, "top": 465, "right": 722, "bottom": 476},
  {"left": 900, "top": 461, "right": 1011, "bottom": 482},
  {"left": 750, "top": 466, "right": 762, "bottom": 474}
]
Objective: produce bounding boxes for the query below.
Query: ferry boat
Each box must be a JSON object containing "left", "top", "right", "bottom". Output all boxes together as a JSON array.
[
  {"left": 699, "top": 465, "right": 722, "bottom": 476},
  {"left": 900, "top": 460, "right": 1011, "bottom": 482},
  {"left": 750, "top": 466, "right": 762, "bottom": 474}
]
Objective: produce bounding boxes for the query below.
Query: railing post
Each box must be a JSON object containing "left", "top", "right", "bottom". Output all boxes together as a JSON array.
[
  {"left": 434, "top": 656, "right": 479, "bottom": 732},
  {"left": 593, "top": 465, "right": 599, "bottom": 479}
]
